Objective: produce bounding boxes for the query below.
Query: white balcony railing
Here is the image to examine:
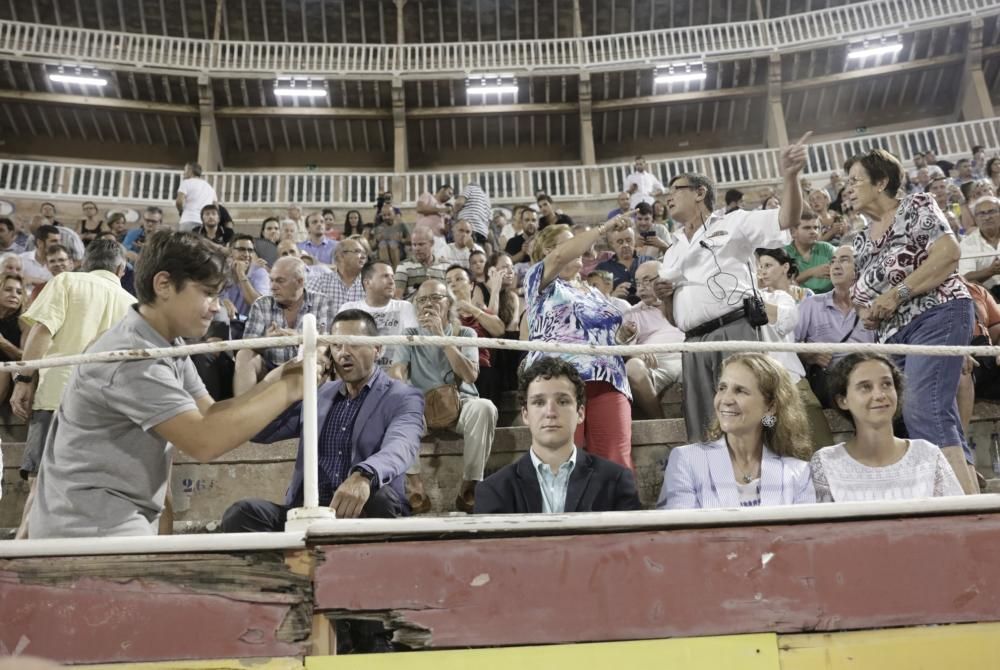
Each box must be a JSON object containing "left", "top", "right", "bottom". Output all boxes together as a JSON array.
[
  {"left": 2, "top": 118, "right": 997, "bottom": 209},
  {"left": 0, "top": 0, "right": 997, "bottom": 78}
]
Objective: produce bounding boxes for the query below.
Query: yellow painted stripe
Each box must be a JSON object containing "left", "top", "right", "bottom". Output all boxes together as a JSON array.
[
  {"left": 779, "top": 622, "right": 1000, "bottom": 669},
  {"left": 78, "top": 659, "right": 303, "bottom": 670},
  {"left": 307, "top": 634, "right": 779, "bottom": 670}
]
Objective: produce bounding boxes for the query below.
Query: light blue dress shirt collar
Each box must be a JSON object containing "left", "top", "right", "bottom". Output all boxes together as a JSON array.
[{"left": 529, "top": 446, "right": 578, "bottom": 514}]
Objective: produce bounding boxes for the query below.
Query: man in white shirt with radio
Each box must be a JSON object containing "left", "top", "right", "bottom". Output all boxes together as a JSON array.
[{"left": 658, "top": 133, "right": 811, "bottom": 441}]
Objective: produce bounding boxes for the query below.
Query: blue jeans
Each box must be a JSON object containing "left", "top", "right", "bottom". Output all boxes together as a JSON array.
[{"left": 888, "top": 298, "right": 974, "bottom": 462}]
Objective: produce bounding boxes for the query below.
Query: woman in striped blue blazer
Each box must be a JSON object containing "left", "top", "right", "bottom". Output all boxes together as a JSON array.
[{"left": 657, "top": 353, "right": 816, "bottom": 509}]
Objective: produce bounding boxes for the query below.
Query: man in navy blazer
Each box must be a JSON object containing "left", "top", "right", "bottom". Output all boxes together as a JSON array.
[
  {"left": 222, "top": 309, "right": 424, "bottom": 532},
  {"left": 474, "top": 357, "right": 641, "bottom": 514}
]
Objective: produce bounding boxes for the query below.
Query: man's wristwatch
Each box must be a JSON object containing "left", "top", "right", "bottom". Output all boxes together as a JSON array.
[
  {"left": 350, "top": 466, "right": 378, "bottom": 489},
  {"left": 895, "top": 282, "right": 912, "bottom": 302},
  {"left": 13, "top": 374, "right": 34, "bottom": 385}
]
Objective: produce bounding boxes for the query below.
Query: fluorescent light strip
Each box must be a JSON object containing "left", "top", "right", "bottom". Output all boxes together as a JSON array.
[
  {"left": 466, "top": 85, "right": 519, "bottom": 95},
  {"left": 273, "top": 88, "right": 327, "bottom": 98},
  {"left": 847, "top": 43, "right": 903, "bottom": 59},
  {"left": 654, "top": 72, "right": 707, "bottom": 84},
  {"left": 48, "top": 73, "right": 108, "bottom": 86}
]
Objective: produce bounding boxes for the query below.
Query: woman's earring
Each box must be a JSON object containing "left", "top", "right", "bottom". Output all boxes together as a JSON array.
[{"left": 761, "top": 414, "right": 777, "bottom": 428}]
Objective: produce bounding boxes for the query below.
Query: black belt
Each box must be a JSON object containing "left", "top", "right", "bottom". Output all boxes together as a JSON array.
[{"left": 685, "top": 308, "right": 748, "bottom": 339}]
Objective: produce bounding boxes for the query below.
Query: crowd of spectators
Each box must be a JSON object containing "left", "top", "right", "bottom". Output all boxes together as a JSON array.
[{"left": 5, "top": 140, "right": 999, "bottom": 549}]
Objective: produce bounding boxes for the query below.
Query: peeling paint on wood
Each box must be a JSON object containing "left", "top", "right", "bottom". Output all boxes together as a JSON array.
[
  {"left": 312, "top": 513, "right": 1000, "bottom": 648},
  {"left": 0, "top": 553, "right": 312, "bottom": 664}
]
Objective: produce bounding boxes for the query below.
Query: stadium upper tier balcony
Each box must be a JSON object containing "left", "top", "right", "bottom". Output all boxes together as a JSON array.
[
  {"left": 1, "top": 116, "right": 997, "bottom": 208},
  {"left": 0, "top": 0, "right": 997, "bottom": 77}
]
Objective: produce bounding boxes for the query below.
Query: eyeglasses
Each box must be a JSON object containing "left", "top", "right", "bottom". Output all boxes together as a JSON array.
[
  {"left": 976, "top": 208, "right": 1000, "bottom": 218},
  {"left": 415, "top": 294, "right": 448, "bottom": 305},
  {"left": 665, "top": 185, "right": 696, "bottom": 197}
]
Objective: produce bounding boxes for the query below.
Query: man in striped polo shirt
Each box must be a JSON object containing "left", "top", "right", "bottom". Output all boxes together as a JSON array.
[{"left": 452, "top": 183, "right": 492, "bottom": 248}]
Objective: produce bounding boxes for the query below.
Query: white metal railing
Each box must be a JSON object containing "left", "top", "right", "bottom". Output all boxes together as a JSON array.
[
  {"left": 0, "top": 0, "right": 997, "bottom": 77},
  {"left": 2, "top": 118, "right": 997, "bottom": 208},
  {"left": 1, "top": 328, "right": 1000, "bottom": 539}
]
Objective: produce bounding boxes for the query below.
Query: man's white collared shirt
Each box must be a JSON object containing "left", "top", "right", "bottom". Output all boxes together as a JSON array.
[
  {"left": 624, "top": 171, "right": 665, "bottom": 208},
  {"left": 659, "top": 208, "right": 784, "bottom": 333},
  {"left": 959, "top": 229, "right": 1000, "bottom": 289}
]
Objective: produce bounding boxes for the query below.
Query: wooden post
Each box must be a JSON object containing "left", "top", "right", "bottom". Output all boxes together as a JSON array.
[
  {"left": 763, "top": 54, "right": 788, "bottom": 148},
  {"left": 959, "top": 18, "right": 994, "bottom": 121}
]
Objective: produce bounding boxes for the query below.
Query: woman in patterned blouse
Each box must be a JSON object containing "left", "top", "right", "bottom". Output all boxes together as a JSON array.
[
  {"left": 810, "top": 353, "right": 963, "bottom": 502},
  {"left": 844, "top": 148, "right": 975, "bottom": 494},
  {"left": 523, "top": 215, "right": 635, "bottom": 470}
]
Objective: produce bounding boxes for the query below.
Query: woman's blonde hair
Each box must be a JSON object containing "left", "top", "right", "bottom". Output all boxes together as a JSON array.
[
  {"left": 530, "top": 223, "right": 571, "bottom": 264},
  {"left": 705, "top": 353, "right": 811, "bottom": 460}
]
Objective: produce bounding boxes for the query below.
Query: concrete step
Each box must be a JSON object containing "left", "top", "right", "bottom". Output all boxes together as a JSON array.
[{"left": 5, "top": 403, "right": 1000, "bottom": 535}]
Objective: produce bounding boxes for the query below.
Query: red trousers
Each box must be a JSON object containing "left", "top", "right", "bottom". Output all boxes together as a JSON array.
[{"left": 574, "top": 381, "right": 634, "bottom": 471}]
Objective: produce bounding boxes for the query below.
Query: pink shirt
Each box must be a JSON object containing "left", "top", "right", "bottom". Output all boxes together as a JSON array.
[
  {"left": 415, "top": 192, "right": 447, "bottom": 235},
  {"left": 623, "top": 301, "right": 684, "bottom": 368}
]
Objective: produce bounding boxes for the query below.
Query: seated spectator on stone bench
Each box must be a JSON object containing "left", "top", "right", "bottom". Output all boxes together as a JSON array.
[
  {"left": 390, "top": 278, "right": 497, "bottom": 514},
  {"left": 621, "top": 260, "right": 683, "bottom": 420},
  {"left": 474, "top": 357, "right": 641, "bottom": 514},
  {"left": 795, "top": 245, "right": 875, "bottom": 409},
  {"left": 339, "top": 261, "right": 418, "bottom": 369},
  {"left": 810, "top": 353, "right": 963, "bottom": 502},
  {"left": 220, "top": 234, "right": 270, "bottom": 339},
  {"left": 233, "top": 256, "right": 335, "bottom": 396},
  {"left": 657, "top": 353, "right": 815, "bottom": 510},
  {"left": 27, "top": 232, "right": 312, "bottom": 538},
  {"left": 222, "top": 309, "right": 423, "bottom": 531}
]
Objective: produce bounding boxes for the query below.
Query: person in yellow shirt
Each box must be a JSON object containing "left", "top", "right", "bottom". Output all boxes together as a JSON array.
[{"left": 12, "top": 238, "right": 136, "bottom": 538}]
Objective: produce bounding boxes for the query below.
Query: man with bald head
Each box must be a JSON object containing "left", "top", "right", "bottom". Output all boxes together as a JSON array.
[
  {"left": 596, "top": 226, "right": 653, "bottom": 305},
  {"left": 795, "top": 244, "right": 875, "bottom": 407},
  {"left": 306, "top": 237, "right": 366, "bottom": 313},
  {"left": 233, "top": 256, "right": 337, "bottom": 396},
  {"left": 621, "top": 261, "right": 684, "bottom": 419},
  {"left": 394, "top": 225, "right": 447, "bottom": 300},
  {"left": 960, "top": 196, "right": 1000, "bottom": 301}
]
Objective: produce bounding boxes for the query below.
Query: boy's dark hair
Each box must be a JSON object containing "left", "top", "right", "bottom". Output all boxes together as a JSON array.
[
  {"left": 827, "top": 353, "right": 904, "bottom": 426},
  {"left": 35, "top": 224, "right": 60, "bottom": 243},
  {"left": 536, "top": 193, "right": 554, "bottom": 205},
  {"left": 0, "top": 217, "right": 14, "bottom": 233},
  {"left": 635, "top": 201, "right": 653, "bottom": 216},
  {"left": 134, "top": 231, "right": 229, "bottom": 306},
  {"left": 332, "top": 308, "right": 380, "bottom": 337},
  {"left": 725, "top": 188, "right": 744, "bottom": 206},
  {"left": 517, "top": 357, "right": 586, "bottom": 409},
  {"left": 231, "top": 233, "right": 255, "bottom": 247},
  {"left": 45, "top": 243, "right": 69, "bottom": 257}
]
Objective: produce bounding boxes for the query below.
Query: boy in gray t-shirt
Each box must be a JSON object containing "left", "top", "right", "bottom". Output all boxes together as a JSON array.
[{"left": 28, "top": 231, "right": 311, "bottom": 538}]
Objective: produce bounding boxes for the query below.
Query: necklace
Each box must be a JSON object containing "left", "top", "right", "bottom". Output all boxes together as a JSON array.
[{"left": 732, "top": 462, "right": 759, "bottom": 484}]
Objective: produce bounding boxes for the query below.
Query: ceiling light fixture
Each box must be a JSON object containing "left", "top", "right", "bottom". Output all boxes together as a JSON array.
[
  {"left": 273, "top": 78, "right": 328, "bottom": 98},
  {"left": 466, "top": 73, "right": 518, "bottom": 99},
  {"left": 48, "top": 66, "right": 107, "bottom": 87},
  {"left": 847, "top": 38, "right": 903, "bottom": 60},
  {"left": 653, "top": 62, "right": 707, "bottom": 85}
]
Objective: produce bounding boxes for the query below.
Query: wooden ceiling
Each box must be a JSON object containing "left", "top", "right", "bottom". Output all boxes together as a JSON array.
[{"left": 0, "top": 1, "right": 994, "bottom": 169}]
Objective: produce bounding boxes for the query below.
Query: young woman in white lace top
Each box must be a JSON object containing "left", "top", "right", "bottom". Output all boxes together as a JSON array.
[{"left": 810, "top": 353, "right": 963, "bottom": 502}]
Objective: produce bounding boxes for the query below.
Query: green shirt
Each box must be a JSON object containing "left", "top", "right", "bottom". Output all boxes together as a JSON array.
[{"left": 784, "top": 241, "right": 835, "bottom": 293}]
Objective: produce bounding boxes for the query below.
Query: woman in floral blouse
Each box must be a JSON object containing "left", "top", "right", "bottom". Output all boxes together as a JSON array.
[
  {"left": 844, "top": 148, "right": 975, "bottom": 494},
  {"left": 523, "top": 215, "right": 635, "bottom": 470}
]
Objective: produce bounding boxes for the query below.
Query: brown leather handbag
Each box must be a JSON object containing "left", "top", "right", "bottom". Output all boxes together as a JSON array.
[{"left": 424, "top": 373, "right": 461, "bottom": 429}]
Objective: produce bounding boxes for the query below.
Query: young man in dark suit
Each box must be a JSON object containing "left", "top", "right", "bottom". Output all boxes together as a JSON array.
[{"left": 474, "top": 357, "right": 641, "bottom": 514}]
